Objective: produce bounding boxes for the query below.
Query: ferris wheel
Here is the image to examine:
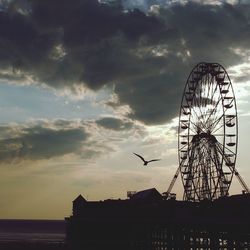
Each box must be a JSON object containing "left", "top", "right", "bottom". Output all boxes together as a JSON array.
[{"left": 165, "top": 62, "right": 249, "bottom": 201}]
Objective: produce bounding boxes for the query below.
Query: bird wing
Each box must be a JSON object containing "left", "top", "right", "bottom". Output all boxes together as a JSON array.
[
  {"left": 148, "top": 159, "right": 161, "bottom": 163},
  {"left": 133, "top": 153, "right": 146, "bottom": 162}
]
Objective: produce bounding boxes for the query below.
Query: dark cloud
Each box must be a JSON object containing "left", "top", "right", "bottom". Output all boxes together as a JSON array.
[
  {"left": 121, "top": 0, "right": 166, "bottom": 12},
  {"left": 0, "top": 0, "right": 161, "bottom": 87},
  {"left": 111, "top": 2, "right": 250, "bottom": 124},
  {"left": 1, "top": 1, "right": 250, "bottom": 124},
  {"left": 96, "top": 117, "right": 133, "bottom": 130},
  {"left": 0, "top": 121, "right": 103, "bottom": 162}
]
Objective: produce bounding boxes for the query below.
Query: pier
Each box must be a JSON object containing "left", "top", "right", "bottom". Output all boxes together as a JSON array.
[{"left": 66, "top": 188, "right": 250, "bottom": 249}]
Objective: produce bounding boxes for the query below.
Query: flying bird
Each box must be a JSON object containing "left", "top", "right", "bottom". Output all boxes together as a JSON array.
[{"left": 133, "top": 153, "right": 160, "bottom": 166}]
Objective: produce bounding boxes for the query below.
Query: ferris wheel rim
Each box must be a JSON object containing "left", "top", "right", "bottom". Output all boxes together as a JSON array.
[{"left": 178, "top": 62, "right": 238, "bottom": 201}]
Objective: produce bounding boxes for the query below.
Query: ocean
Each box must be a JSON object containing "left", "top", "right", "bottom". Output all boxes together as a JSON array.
[{"left": 0, "top": 219, "right": 66, "bottom": 250}]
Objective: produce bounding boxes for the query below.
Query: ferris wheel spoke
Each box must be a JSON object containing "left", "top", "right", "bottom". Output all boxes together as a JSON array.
[
  {"left": 209, "top": 114, "right": 224, "bottom": 133},
  {"left": 203, "top": 74, "right": 213, "bottom": 108},
  {"left": 200, "top": 86, "right": 222, "bottom": 130},
  {"left": 193, "top": 97, "right": 203, "bottom": 121},
  {"left": 211, "top": 136, "right": 224, "bottom": 179},
  {"left": 215, "top": 141, "right": 224, "bottom": 156},
  {"left": 213, "top": 144, "right": 233, "bottom": 193},
  {"left": 189, "top": 120, "right": 201, "bottom": 132},
  {"left": 188, "top": 126, "right": 198, "bottom": 135},
  {"left": 216, "top": 140, "right": 235, "bottom": 156},
  {"left": 200, "top": 78, "right": 206, "bottom": 107},
  {"left": 208, "top": 78, "right": 219, "bottom": 105},
  {"left": 190, "top": 112, "right": 204, "bottom": 134},
  {"left": 210, "top": 149, "right": 224, "bottom": 187},
  {"left": 193, "top": 90, "right": 205, "bottom": 116},
  {"left": 204, "top": 142, "right": 221, "bottom": 168},
  {"left": 206, "top": 74, "right": 214, "bottom": 105},
  {"left": 190, "top": 105, "right": 202, "bottom": 123},
  {"left": 203, "top": 96, "right": 223, "bottom": 127},
  {"left": 200, "top": 144, "right": 214, "bottom": 198},
  {"left": 212, "top": 123, "right": 224, "bottom": 135},
  {"left": 193, "top": 161, "right": 202, "bottom": 199}
]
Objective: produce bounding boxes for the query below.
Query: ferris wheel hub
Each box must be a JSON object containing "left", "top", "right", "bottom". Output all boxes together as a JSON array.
[{"left": 191, "top": 133, "right": 217, "bottom": 144}]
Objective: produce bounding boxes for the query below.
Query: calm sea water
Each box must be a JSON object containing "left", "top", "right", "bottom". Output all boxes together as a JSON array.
[{"left": 0, "top": 219, "right": 65, "bottom": 244}]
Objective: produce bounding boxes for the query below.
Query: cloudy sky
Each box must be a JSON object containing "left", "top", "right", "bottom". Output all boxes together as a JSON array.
[{"left": 1, "top": 0, "right": 250, "bottom": 219}]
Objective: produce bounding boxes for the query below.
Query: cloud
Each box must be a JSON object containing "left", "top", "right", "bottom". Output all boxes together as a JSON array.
[
  {"left": 0, "top": 117, "right": 146, "bottom": 163},
  {"left": 96, "top": 117, "right": 133, "bottom": 130},
  {"left": 0, "top": 120, "right": 104, "bottom": 162},
  {"left": 1, "top": 1, "right": 250, "bottom": 125}
]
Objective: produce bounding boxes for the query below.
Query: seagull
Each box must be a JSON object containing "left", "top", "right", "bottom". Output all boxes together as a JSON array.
[{"left": 133, "top": 153, "right": 160, "bottom": 166}]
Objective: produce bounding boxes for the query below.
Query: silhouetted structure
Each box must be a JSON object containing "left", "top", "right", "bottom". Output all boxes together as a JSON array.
[
  {"left": 66, "top": 188, "right": 250, "bottom": 249},
  {"left": 72, "top": 195, "right": 87, "bottom": 216}
]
